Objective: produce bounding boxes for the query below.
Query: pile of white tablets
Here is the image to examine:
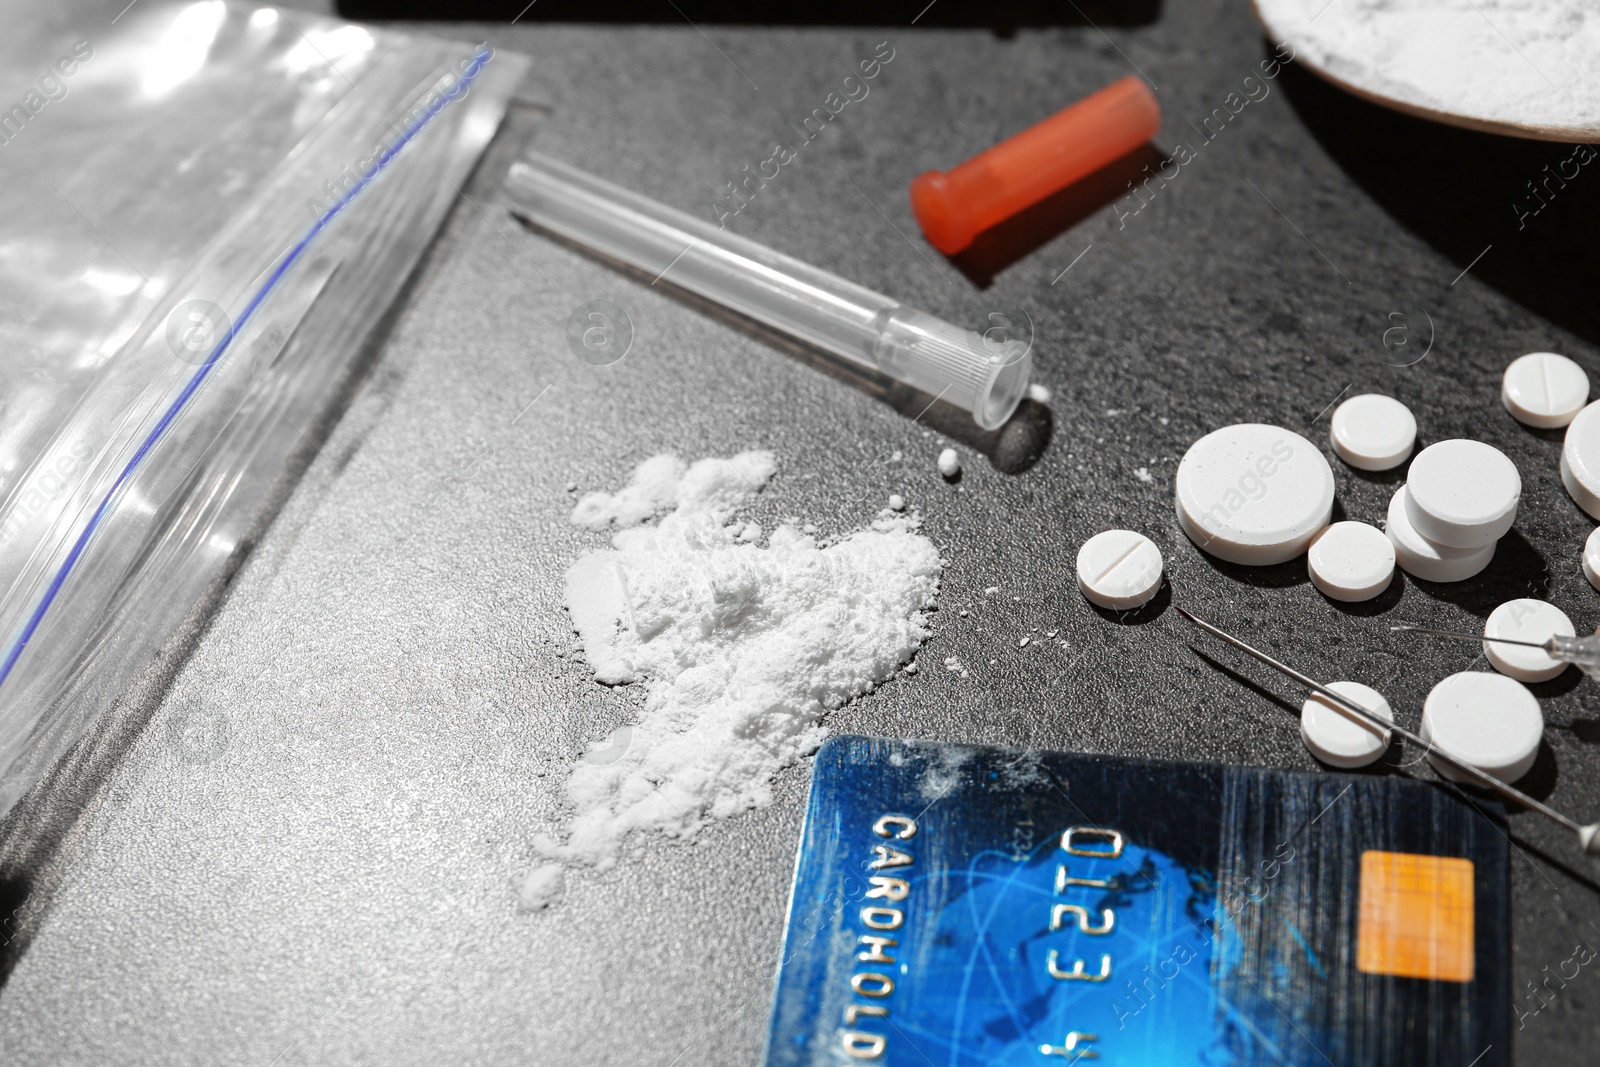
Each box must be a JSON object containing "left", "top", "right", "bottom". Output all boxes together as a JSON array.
[
  {"left": 1494, "top": 349, "right": 1600, "bottom": 590},
  {"left": 1162, "top": 356, "right": 1594, "bottom": 783},
  {"left": 1403, "top": 597, "right": 1566, "bottom": 784},
  {"left": 1172, "top": 414, "right": 1400, "bottom": 602},
  {"left": 1297, "top": 596, "right": 1561, "bottom": 780},
  {"left": 1387, "top": 439, "right": 1519, "bottom": 584},
  {"left": 1299, "top": 663, "right": 1547, "bottom": 783}
]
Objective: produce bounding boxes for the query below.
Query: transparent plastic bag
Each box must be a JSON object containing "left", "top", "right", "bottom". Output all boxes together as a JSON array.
[{"left": 0, "top": 1, "right": 527, "bottom": 815}]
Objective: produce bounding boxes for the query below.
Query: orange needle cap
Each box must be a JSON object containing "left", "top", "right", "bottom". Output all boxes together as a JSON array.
[{"left": 910, "top": 76, "right": 1161, "bottom": 255}]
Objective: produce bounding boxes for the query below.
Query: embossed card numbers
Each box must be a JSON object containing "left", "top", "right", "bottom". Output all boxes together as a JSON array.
[{"left": 763, "top": 736, "right": 1509, "bottom": 1067}]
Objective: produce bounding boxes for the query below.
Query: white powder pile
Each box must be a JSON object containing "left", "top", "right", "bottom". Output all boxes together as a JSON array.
[
  {"left": 570, "top": 452, "right": 773, "bottom": 530},
  {"left": 520, "top": 450, "right": 941, "bottom": 907},
  {"left": 1262, "top": 0, "right": 1600, "bottom": 131}
]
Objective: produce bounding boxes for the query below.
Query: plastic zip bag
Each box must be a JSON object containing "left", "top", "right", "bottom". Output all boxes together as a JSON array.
[{"left": 0, "top": 1, "right": 527, "bottom": 815}]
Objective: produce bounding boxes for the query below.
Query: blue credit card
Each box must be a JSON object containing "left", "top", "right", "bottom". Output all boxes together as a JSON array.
[{"left": 763, "top": 736, "right": 1509, "bottom": 1066}]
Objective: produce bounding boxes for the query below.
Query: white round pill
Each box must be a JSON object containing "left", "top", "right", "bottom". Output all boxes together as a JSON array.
[
  {"left": 1561, "top": 401, "right": 1600, "bottom": 521},
  {"left": 1076, "top": 529, "right": 1163, "bottom": 610},
  {"left": 1404, "top": 439, "right": 1520, "bottom": 549},
  {"left": 1421, "top": 671, "right": 1543, "bottom": 784},
  {"left": 1482, "top": 598, "right": 1574, "bottom": 683},
  {"left": 1301, "top": 680, "right": 1393, "bottom": 768},
  {"left": 1174, "top": 424, "right": 1334, "bottom": 565},
  {"left": 1307, "top": 521, "right": 1395, "bottom": 602},
  {"left": 1385, "top": 486, "right": 1495, "bottom": 583},
  {"left": 1329, "top": 394, "right": 1416, "bottom": 471},
  {"left": 1502, "top": 352, "right": 1589, "bottom": 429},
  {"left": 1585, "top": 527, "right": 1600, "bottom": 592}
]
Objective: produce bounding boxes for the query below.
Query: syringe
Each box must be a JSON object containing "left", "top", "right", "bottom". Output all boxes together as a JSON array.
[
  {"left": 504, "top": 153, "right": 1032, "bottom": 430},
  {"left": 1176, "top": 608, "right": 1600, "bottom": 858},
  {"left": 1392, "top": 624, "right": 1600, "bottom": 678}
]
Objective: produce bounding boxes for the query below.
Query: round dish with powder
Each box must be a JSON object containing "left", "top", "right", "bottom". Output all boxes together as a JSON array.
[{"left": 1253, "top": 0, "right": 1600, "bottom": 141}]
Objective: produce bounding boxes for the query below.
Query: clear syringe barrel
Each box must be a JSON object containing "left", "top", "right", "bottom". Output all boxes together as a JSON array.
[
  {"left": 504, "top": 154, "right": 1031, "bottom": 430},
  {"left": 1547, "top": 630, "right": 1600, "bottom": 678}
]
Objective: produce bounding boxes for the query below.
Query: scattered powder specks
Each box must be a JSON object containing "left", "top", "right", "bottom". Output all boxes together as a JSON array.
[
  {"left": 1018, "top": 636, "right": 1030, "bottom": 647},
  {"left": 539, "top": 451, "right": 942, "bottom": 883},
  {"left": 942, "top": 655, "right": 970, "bottom": 679},
  {"left": 1026, "top": 383, "right": 1052, "bottom": 404},
  {"left": 516, "top": 864, "right": 566, "bottom": 912},
  {"left": 888, "top": 494, "right": 906, "bottom": 511},
  {"left": 917, "top": 744, "right": 976, "bottom": 802},
  {"left": 937, "top": 448, "right": 961, "bottom": 479},
  {"left": 984, "top": 586, "right": 1000, "bottom": 596},
  {"left": 1134, "top": 467, "right": 1153, "bottom": 484}
]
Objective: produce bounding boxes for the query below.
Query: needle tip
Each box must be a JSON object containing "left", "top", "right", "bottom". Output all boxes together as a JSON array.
[{"left": 1173, "top": 605, "right": 1195, "bottom": 624}]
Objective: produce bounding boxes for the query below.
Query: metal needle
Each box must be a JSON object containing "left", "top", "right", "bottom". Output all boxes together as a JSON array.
[
  {"left": 1174, "top": 606, "right": 1600, "bottom": 857},
  {"left": 1390, "top": 623, "right": 1545, "bottom": 649}
]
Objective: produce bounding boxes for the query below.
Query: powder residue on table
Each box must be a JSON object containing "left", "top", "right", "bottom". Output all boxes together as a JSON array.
[
  {"left": 1262, "top": 0, "right": 1600, "bottom": 131},
  {"left": 520, "top": 451, "right": 941, "bottom": 906}
]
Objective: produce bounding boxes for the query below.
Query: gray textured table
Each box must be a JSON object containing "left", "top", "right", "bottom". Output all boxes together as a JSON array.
[{"left": 2, "top": 3, "right": 1598, "bottom": 1063}]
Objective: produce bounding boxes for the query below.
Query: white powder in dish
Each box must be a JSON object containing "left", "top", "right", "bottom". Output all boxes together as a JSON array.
[
  {"left": 530, "top": 450, "right": 942, "bottom": 888},
  {"left": 1261, "top": 0, "right": 1600, "bottom": 131}
]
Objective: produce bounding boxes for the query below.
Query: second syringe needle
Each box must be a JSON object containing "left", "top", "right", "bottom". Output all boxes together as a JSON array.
[
  {"left": 1392, "top": 623, "right": 1600, "bottom": 679},
  {"left": 1174, "top": 607, "right": 1600, "bottom": 858}
]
